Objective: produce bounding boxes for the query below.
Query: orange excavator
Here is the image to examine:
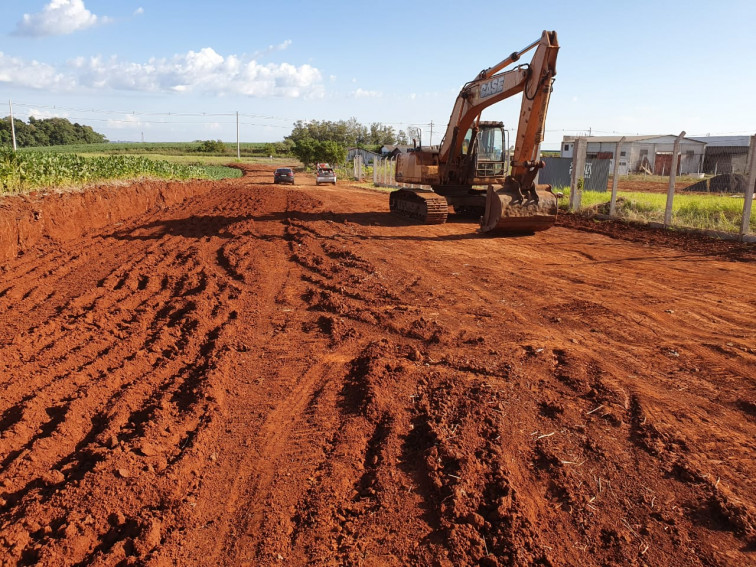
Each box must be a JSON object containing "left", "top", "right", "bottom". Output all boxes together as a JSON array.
[{"left": 390, "top": 30, "right": 559, "bottom": 233}]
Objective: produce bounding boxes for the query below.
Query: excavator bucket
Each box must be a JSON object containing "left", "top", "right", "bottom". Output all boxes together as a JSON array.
[{"left": 480, "top": 184, "right": 558, "bottom": 233}]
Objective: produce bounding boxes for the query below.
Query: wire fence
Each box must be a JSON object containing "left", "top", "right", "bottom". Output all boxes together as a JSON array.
[{"left": 563, "top": 134, "right": 755, "bottom": 241}]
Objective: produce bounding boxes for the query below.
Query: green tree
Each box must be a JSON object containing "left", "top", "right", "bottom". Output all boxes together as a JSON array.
[
  {"left": 290, "top": 137, "right": 346, "bottom": 167},
  {"left": 318, "top": 140, "right": 346, "bottom": 165},
  {"left": 291, "top": 137, "right": 318, "bottom": 166},
  {"left": 286, "top": 117, "right": 399, "bottom": 149},
  {"left": 196, "top": 139, "right": 227, "bottom": 153},
  {"left": 1, "top": 116, "right": 106, "bottom": 148},
  {"left": 369, "top": 123, "right": 396, "bottom": 146}
]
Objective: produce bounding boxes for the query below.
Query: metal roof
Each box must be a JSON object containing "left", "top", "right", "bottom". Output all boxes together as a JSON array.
[
  {"left": 688, "top": 136, "right": 750, "bottom": 147},
  {"left": 562, "top": 135, "right": 705, "bottom": 144}
]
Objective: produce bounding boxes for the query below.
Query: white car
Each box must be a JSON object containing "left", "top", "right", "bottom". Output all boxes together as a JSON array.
[{"left": 315, "top": 163, "right": 336, "bottom": 185}]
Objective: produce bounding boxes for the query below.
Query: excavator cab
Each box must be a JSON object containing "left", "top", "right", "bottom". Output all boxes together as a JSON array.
[{"left": 470, "top": 122, "right": 507, "bottom": 180}]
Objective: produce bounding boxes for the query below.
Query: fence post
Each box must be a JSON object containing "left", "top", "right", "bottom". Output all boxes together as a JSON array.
[
  {"left": 570, "top": 137, "right": 587, "bottom": 211},
  {"left": 9, "top": 100, "right": 17, "bottom": 151},
  {"left": 609, "top": 136, "right": 625, "bottom": 217},
  {"left": 664, "top": 131, "right": 685, "bottom": 228},
  {"left": 741, "top": 134, "right": 756, "bottom": 239}
]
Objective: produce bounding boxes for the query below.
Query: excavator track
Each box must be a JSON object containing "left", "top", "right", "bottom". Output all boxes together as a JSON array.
[{"left": 389, "top": 189, "right": 448, "bottom": 224}]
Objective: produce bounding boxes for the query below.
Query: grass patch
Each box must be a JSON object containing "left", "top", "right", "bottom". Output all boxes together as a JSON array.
[{"left": 558, "top": 188, "right": 755, "bottom": 233}]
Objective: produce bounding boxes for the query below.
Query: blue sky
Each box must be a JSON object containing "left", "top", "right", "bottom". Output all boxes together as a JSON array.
[{"left": 1, "top": 0, "right": 754, "bottom": 149}]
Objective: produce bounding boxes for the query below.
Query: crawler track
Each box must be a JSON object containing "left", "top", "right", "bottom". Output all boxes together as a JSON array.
[{"left": 389, "top": 189, "right": 449, "bottom": 224}]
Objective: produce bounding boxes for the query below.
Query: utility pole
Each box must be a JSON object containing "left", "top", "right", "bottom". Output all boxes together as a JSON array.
[
  {"left": 236, "top": 111, "right": 240, "bottom": 159},
  {"left": 9, "top": 100, "right": 17, "bottom": 151},
  {"left": 429, "top": 121, "right": 433, "bottom": 147}
]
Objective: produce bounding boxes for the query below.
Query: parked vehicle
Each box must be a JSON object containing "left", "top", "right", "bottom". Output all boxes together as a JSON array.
[
  {"left": 315, "top": 163, "right": 336, "bottom": 185},
  {"left": 274, "top": 167, "right": 295, "bottom": 184}
]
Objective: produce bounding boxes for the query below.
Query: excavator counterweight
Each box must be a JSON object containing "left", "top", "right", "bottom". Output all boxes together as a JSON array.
[{"left": 389, "top": 30, "right": 560, "bottom": 234}]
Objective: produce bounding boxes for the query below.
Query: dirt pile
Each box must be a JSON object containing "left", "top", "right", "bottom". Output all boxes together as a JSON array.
[{"left": 0, "top": 165, "right": 754, "bottom": 566}]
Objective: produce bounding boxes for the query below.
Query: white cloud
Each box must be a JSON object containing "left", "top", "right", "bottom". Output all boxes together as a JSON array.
[
  {"left": 134, "top": 7, "right": 144, "bottom": 16},
  {"left": 0, "top": 52, "right": 75, "bottom": 90},
  {"left": 14, "top": 0, "right": 112, "bottom": 37},
  {"left": 28, "top": 107, "right": 70, "bottom": 120},
  {"left": 0, "top": 48, "right": 324, "bottom": 98},
  {"left": 250, "top": 40, "right": 292, "bottom": 59},
  {"left": 106, "top": 114, "right": 148, "bottom": 130},
  {"left": 351, "top": 88, "right": 382, "bottom": 99}
]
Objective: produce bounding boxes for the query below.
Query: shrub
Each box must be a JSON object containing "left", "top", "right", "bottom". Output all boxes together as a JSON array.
[{"left": 196, "top": 140, "right": 227, "bottom": 154}]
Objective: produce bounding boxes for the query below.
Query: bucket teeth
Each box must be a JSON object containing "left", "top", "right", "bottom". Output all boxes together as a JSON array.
[{"left": 480, "top": 185, "right": 558, "bottom": 233}]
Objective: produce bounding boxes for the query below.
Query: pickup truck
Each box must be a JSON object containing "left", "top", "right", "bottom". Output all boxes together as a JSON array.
[{"left": 315, "top": 163, "right": 337, "bottom": 185}]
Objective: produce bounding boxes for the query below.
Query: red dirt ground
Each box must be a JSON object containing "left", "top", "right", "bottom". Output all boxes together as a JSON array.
[{"left": 0, "top": 165, "right": 754, "bottom": 566}]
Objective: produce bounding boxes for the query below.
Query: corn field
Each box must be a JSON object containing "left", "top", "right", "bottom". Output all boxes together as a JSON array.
[{"left": 0, "top": 148, "right": 232, "bottom": 194}]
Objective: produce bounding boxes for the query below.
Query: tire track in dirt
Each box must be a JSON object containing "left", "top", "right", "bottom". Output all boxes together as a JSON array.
[{"left": 0, "top": 182, "right": 275, "bottom": 564}]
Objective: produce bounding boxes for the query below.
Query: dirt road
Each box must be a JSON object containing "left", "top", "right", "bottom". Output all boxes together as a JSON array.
[{"left": 1, "top": 165, "right": 754, "bottom": 566}]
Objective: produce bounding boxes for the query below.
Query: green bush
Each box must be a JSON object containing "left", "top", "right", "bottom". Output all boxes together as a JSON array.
[{"left": 196, "top": 139, "right": 228, "bottom": 154}]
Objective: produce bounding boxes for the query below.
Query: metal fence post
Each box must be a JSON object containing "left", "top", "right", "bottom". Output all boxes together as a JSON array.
[
  {"left": 570, "top": 138, "right": 587, "bottom": 211},
  {"left": 609, "top": 136, "right": 625, "bottom": 217},
  {"left": 741, "top": 134, "right": 756, "bottom": 239},
  {"left": 664, "top": 131, "right": 685, "bottom": 228}
]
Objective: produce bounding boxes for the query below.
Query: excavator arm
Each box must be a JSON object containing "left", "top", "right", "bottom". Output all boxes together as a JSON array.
[{"left": 438, "top": 30, "right": 558, "bottom": 180}]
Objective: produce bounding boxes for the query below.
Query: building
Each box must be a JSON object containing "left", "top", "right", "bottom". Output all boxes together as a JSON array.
[
  {"left": 688, "top": 136, "right": 750, "bottom": 175},
  {"left": 380, "top": 144, "right": 413, "bottom": 158},
  {"left": 561, "top": 135, "right": 706, "bottom": 176},
  {"left": 347, "top": 147, "right": 382, "bottom": 165}
]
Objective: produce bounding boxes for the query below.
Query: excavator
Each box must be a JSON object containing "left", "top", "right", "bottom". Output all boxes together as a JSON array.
[{"left": 389, "top": 30, "right": 559, "bottom": 233}]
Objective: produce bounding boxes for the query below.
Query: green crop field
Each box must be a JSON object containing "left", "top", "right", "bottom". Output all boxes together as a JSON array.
[{"left": 0, "top": 148, "right": 241, "bottom": 194}]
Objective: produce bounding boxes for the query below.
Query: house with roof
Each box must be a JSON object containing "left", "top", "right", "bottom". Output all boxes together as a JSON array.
[
  {"left": 561, "top": 135, "right": 706, "bottom": 176},
  {"left": 347, "top": 147, "right": 382, "bottom": 165},
  {"left": 380, "top": 144, "right": 413, "bottom": 158}
]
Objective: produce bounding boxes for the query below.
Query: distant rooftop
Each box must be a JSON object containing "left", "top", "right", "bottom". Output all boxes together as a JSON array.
[
  {"left": 562, "top": 134, "right": 706, "bottom": 145},
  {"left": 688, "top": 135, "right": 750, "bottom": 147}
]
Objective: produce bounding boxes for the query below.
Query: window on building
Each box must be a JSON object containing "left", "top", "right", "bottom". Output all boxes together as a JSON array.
[
  {"left": 564, "top": 144, "right": 570, "bottom": 151},
  {"left": 620, "top": 151, "right": 626, "bottom": 157}
]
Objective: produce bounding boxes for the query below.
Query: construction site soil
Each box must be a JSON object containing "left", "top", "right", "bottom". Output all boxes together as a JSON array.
[{"left": 0, "top": 164, "right": 754, "bottom": 566}]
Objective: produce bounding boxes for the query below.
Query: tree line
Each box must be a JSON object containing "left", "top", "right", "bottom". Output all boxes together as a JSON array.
[
  {"left": 286, "top": 117, "right": 409, "bottom": 167},
  {"left": 1, "top": 117, "right": 107, "bottom": 147}
]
